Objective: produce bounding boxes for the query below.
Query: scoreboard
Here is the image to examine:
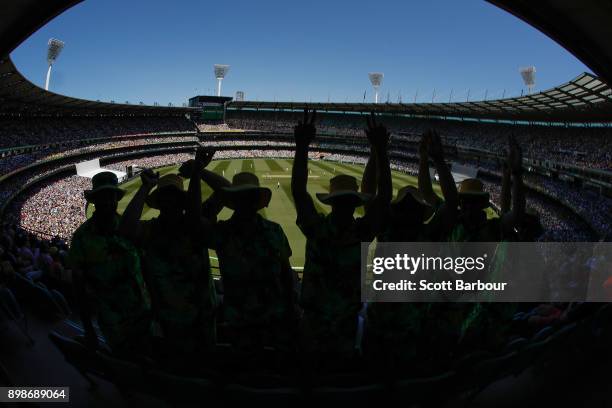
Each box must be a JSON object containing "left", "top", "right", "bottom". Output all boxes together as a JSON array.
[{"left": 188, "top": 95, "right": 233, "bottom": 122}]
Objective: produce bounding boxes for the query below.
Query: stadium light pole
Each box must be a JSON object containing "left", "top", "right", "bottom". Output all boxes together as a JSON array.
[
  {"left": 45, "top": 38, "right": 65, "bottom": 91},
  {"left": 368, "top": 72, "right": 383, "bottom": 103},
  {"left": 214, "top": 64, "right": 230, "bottom": 97},
  {"left": 519, "top": 66, "right": 536, "bottom": 94}
]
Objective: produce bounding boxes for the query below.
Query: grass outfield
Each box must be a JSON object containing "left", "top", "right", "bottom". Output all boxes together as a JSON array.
[{"left": 89, "top": 158, "right": 452, "bottom": 269}]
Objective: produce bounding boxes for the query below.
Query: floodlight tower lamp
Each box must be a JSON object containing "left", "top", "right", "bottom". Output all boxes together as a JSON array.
[
  {"left": 214, "top": 64, "right": 230, "bottom": 96},
  {"left": 519, "top": 66, "right": 536, "bottom": 95},
  {"left": 368, "top": 72, "right": 384, "bottom": 104},
  {"left": 45, "top": 38, "right": 64, "bottom": 91}
]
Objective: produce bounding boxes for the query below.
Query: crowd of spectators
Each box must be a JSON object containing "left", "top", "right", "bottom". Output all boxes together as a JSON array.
[
  {"left": 0, "top": 116, "right": 195, "bottom": 149},
  {"left": 7, "top": 148, "right": 600, "bottom": 244},
  {"left": 226, "top": 113, "right": 612, "bottom": 170},
  {"left": 9, "top": 150, "right": 326, "bottom": 241},
  {"left": 0, "top": 221, "right": 70, "bottom": 287},
  {"left": 15, "top": 176, "right": 90, "bottom": 242},
  {"left": 197, "top": 123, "right": 232, "bottom": 132},
  {"left": 1, "top": 114, "right": 610, "bottom": 244},
  {"left": 0, "top": 136, "right": 198, "bottom": 176}
]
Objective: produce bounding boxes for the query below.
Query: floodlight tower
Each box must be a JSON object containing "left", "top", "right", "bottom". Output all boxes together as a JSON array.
[
  {"left": 519, "top": 66, "right": 536, "bottom": 94},
  {"left": 45, "top": 38, "right": 65, "bottom": 91},
  {"left": 368, "top": 72, "right": 384, "bottom": 103},
  {"left": 235, "top": 91, "right": 245, "bottom": 101},
  {"left": 214, "top": 64, "right": 230, "bottom": 96}
]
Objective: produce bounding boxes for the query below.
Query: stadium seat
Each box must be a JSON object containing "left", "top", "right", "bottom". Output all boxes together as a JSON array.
[
  {"left": 95, "top": 351, "right": 149, "bottom": 395},
  {"left": 452, "top": 350, "right": 494, "bottom": 372},
  {"left": 315, "top": 372, "right": 374, "bottom": 388},
  {"left": 592, "top": 303, "right": 612, "bottom": 340},
  {"left": 461, "top": 351, "right": 520, "bottom": 401},
  {"left": 30, "top": 284, "right": 68, "bottom": 320},
  {"left": 504, "top": 337, "right": 529, "bottom": 352},
  {"left": 311, "top": 383, "right": 385, "bottom": 405},
  {"left": 516, "top": 336, "right": 552, "bottom": 370},
  {"left": 146, "top": 369, "right": 220, "bottom": 405},
  {"left": 11, "top": 274, "right": 35, "bottom": 302},
  {"left": 391, "top": 371, "right": 457, "bottom": 405},
  {"left": 532, "top": 325, "right": 555, "bottom": 342},
  {"left": 48, "top": 331, "right": 104, "bottom": 389},
  {"left": 234, "top": 372, "right": 296, "bottom": 388},
  {"left": 0, "top": 287, "right": 34, "bottom": 345},
  {"left": 225, "top": 383, "right": 303, "bottom": 405}
]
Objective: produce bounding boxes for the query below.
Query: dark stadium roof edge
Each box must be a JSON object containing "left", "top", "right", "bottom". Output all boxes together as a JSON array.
[{"left": 0, "top": 0, "right": 82, "bottom": 58}]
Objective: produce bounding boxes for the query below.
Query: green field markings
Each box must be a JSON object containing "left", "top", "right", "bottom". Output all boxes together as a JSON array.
[
  {"left": 241, "top": 159, "right": 255, "bottom": 173},
  {"left": 210, "top": 159, "right": 232, "bottom": 176},
  {"left": 264, "top": 159, "right": 284, "bottom": 172},
  {"left": 261, "top": 159, "right": 300, "bottom": 225},
  {"left": 274, "top": 159, "right": 328, "bottom": 215},
  {"left": 253, "top": 159, "right": 270, "bottom": 173}
]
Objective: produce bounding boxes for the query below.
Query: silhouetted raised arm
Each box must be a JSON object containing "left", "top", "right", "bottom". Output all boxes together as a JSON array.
[
  {"left": 186, "top": 145, "right": 215, "bottom": 236},
  {"left": 363, "top": 113, "right": 392, "bottom": 231},
  {"left": 179, "top": 152, "right": 231, "bottom": 220},
  {"left": 427, "top": 129, "right": 458, "bottom": 211},
  {"left": 291, "top": 109, "right": 318, "bottom": 221},
  {"left": 418, "top": 131, "right": 443, "bottom": 207},
  {"left": 118, "top": 169, "right": 158, "bottom": 242}
]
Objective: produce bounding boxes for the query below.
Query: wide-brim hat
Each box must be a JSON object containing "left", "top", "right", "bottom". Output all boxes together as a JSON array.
[
  {"left": 316, "top": 174, "right": 372, "bottom": 206},
  {"left": 458, "top": 178, "right": 490, "bottom": 209},
  {"left": 220, "top": 172, "right": 272, "bottom": 210},
  {"left": 84, "top": 171, "right": 125, "bottom": 201},
  {"left": 391, "top": 186, "right": 432, "bottom": 208},
  {"left": 146, "top": 174, "right": 187, "bottom": 209}
]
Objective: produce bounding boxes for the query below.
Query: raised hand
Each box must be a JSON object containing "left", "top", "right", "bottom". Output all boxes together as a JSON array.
[
  {"left": 195, "top": 145, "right": 215, "bottom": 167},
  {"left": 507, "top": 135, "right": 523, "bottom": 173},
  {"left": 294, "top": 108, "right": 317, "bottom": 149},
  {"left": 365, "top": 112, "right": 390, "bottom": 150},
  {"left": 178, "top": 160, "right": 195, "bottom": 178},
  {"left": 179, "top": 146, "right": 215, "bottom": 178},
  {"left": 140, "top": 168, "right": 159, "bottom": 190}
]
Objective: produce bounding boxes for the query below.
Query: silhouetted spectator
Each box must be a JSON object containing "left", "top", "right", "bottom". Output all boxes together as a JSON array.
[
  {"left": 292, "top": 110, "right": 391, "bottom": 354},
  {"left": 119, "top": 156, "right": 217, "bottom": 361},
  {"left": 69, "top": 172, "right": 154, "bottom": 357},
  {"left": 184, "top": 147, "right": 300, "bottom": 350}
]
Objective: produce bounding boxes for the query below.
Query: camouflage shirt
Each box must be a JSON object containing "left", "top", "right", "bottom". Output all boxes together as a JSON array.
[
  {"left": 69, "top": 215, "right": 152, "bottom": 351},
  {"left": 209, "top": 214, "right": 294, "bottom": 329},
  {"left": 137, "top": 217, "right": 217, "bottom": 351}
]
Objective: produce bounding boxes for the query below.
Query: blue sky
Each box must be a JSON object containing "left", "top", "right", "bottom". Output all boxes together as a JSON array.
[{"left": 11, "top": 0, "right": 590, "bottom": 105}]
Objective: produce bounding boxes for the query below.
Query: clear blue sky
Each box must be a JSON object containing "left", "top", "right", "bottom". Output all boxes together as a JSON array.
[{"left": 11, "top": 0, "right": 591, "bottom": 105}]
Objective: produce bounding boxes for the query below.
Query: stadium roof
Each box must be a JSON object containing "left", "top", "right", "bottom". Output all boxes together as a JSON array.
[
  {"left": 0, "top": 57, "right": 199, "bottom": 116},
  {"left": 228, "top": 72, "right": 612, "bottom": 123}
]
